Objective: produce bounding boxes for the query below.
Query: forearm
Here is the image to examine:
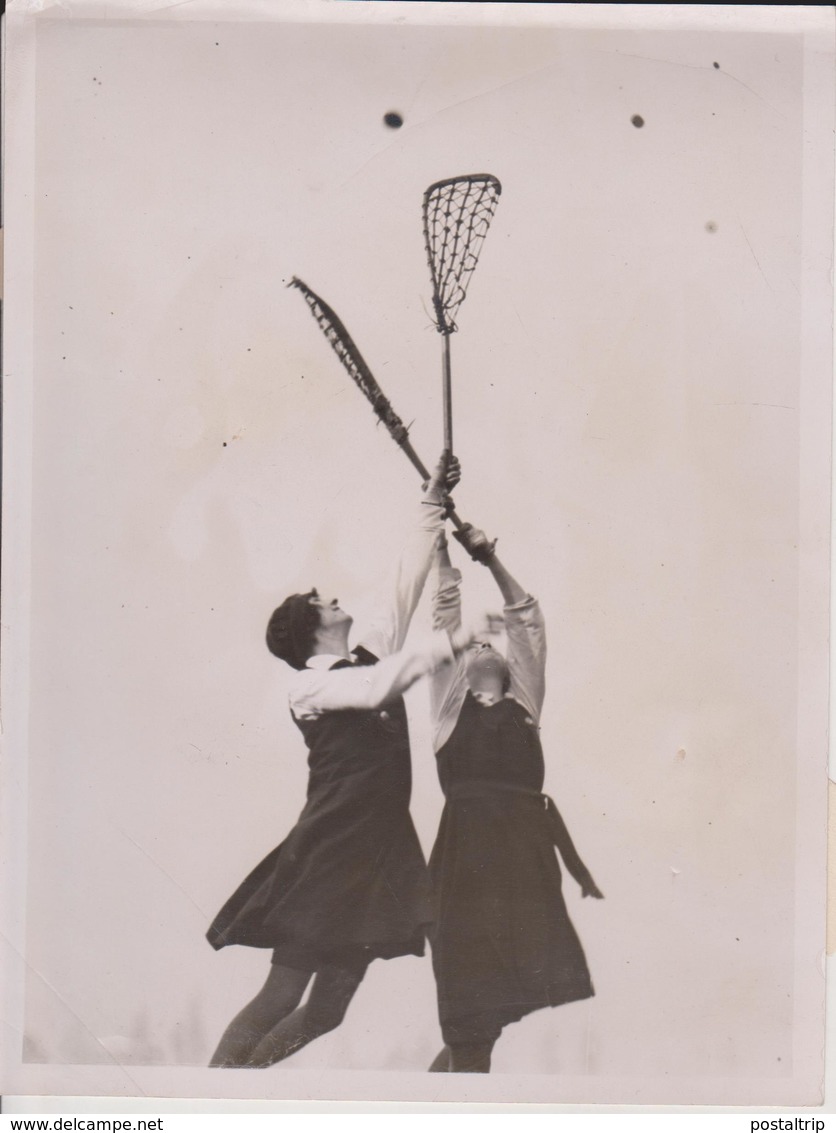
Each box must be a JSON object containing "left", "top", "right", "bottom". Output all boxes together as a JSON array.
[
  {"left": 291, "top": 633, "right": 456, "bottom": 716},
  {"left": 485, "top": 553, "right": 527, "bottom": 607},
  {"left": 388, "top": 508, "right": 444, "bottom": 642},
  {"left": 454, "top": 523, "right": 528, "bottom": 606},
  {"left": 365, "top": 634, "right": 455, "bottom": 707},
  {"left": 360, "top": 499, "right": 446, "bottom": 658},
  {"left": 433, "top": 542, "right": 462, "bottom": 633}
]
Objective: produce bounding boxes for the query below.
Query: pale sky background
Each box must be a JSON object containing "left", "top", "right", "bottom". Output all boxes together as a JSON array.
[{"left": 2, "top": 1, "right": 832, "bottom": 1108}]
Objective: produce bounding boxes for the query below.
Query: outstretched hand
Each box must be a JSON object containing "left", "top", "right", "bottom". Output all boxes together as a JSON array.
[
  {"left": 453, "top": 522, "right": 497, "bottom": 564},
  {"left": 448, "top": 612, "right": 496, "bottom": 656}
]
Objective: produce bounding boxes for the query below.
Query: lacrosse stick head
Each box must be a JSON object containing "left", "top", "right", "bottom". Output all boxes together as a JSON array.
[
  {"left": 422, "top": 173, "right": 502, "bottom": 335},
  {"left": 289, "top": 276, "right": 409, "bottom": 444}
]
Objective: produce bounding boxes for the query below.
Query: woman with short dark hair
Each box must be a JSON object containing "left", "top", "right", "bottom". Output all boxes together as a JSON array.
[{"left": 206, "top": 454, "right": 473, "bottom": 1068}]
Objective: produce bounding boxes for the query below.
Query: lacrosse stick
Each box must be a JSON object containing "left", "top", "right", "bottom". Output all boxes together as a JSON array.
[
  {"left": 289, "top": 276, "right": 465, "bottom": 530},
  {"left": 422, "top": 173, "right": 502, "bottom": 452}
]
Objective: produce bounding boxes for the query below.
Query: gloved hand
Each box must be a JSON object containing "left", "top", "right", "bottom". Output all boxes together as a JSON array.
[{"left": 453, "top": 522, "right": 497, "bottom": 564}]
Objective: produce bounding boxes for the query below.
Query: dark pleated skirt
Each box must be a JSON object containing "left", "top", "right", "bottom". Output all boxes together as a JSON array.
[{"left": 429, "top": 790, "right": 594, "bottom": 1045}]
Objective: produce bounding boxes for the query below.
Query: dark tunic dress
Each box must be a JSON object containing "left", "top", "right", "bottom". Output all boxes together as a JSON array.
[
  {"left": 429, "top": 690, "right": 595, "bottom": 1045},
  {"left": 207, "top": 648, "right": 433, "bottom": 972}
]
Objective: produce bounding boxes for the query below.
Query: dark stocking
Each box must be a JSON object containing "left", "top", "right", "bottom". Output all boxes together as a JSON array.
[
  {"left": 449, "top": 1040, "right": 495, "bottom": 1073},
  {"left": 247, "top": 964, "right": 366, "bottom": 1068},
  {"left": 428, "top": 1044, "right": 452, "bottom": 1072},
  {"left": 209, "top": 964, "right": 311, "bottom": 1068}
]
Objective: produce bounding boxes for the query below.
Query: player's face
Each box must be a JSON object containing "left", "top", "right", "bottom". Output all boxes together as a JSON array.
[
  {"left": 309, "top": 592, "right": 352, "bottom": 629},
  {"left": 465, "top": 641, "right": 509, "bottom": 690}
]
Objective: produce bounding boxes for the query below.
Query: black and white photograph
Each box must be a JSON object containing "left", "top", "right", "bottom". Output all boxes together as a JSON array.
[{"left": 1, "top": 0, "right": 833, "bottom": 1108}]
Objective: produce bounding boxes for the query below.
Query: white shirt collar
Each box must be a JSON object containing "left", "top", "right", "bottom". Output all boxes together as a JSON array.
[
  {"left": 472, "top": 691, "right": 514, "bottom": 708},
  {"left": 306, "top": 653, "right": 351, "bottom": 671},
  {"left": 472, "top": 691, "right": 499, "bottom": 707}
]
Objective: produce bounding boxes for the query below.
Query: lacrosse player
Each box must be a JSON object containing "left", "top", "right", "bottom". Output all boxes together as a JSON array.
[
  {"left": 426, "top": 524, "right": 604, "bottom": 1074},
  {"left": 206, "top": 453, "right": 476, "bottom": 1069}
]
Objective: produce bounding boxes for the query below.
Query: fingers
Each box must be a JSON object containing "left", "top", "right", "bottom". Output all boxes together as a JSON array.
[
  {"left": 445, "top": 455, "right": 462, "bottom": 492},
  {"left": 425, "top": 451, "right": 462, "bottom": 507},
  {"left": 453, "top": 523, "right": 497, "bottom": 563},
  {"left": 432, "top": 451, "right": 461, "bottom": 488}
]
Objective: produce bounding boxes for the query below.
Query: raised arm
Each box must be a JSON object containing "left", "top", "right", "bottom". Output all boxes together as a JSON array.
[
  {"left": 359, "top": 453, "right": 459, "bottom": 660},
  {"left": 430, "top": 535, "right": 469, "bottom": 752},
  {"left": 290, "top": 619, "right": 476, "bottom": 720},
  {"left": 454, "top": 524, "right": 546, "bottom": 722},
  {"left": 485, "top": 554, "right": 527, "bottom": 608},
  {"left": 433, "top": 535, "right": 462, "bottom": 633}
]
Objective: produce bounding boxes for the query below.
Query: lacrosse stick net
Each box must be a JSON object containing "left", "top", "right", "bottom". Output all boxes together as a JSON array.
[
  {"left": 422, "top": 173, "right": 502, "bottom": 336},
  {"left": 289, "top": 276, "right": 416, "bottom": 454},
  {"left": 289, "top": 276, "right": 464, "bottom": 528}
]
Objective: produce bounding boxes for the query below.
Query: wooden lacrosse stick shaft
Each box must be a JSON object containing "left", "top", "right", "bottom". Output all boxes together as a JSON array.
[
  {"left": 402, "top": 432, "right": 464, "bottom": 531},
  {"left": 439, "top": 330, "right": 453, "bottom": 450},
  {"left": 288, "top": 275, "right": 464, "bottom": 528},
  {"left": 400, "top": 435, "right": 464, "bottom": 531},
  {"left": 437, "top": 337, "right": 463, "bottom": 529},
  {"left": 442, "top": 334, "right": 453, "bottom": 453},
  {"left": 400, "top": 438, "right": 431, "bottom": 482}
]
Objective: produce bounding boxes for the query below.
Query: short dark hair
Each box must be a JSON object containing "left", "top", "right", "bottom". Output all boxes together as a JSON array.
[{"left": 265, "top": 590, "right": 320, "bottom": 670}]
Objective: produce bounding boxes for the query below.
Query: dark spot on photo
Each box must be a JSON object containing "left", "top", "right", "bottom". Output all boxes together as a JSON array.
[
  {"left": 705, "top": 221, "right": 718, "bottom": 234},
  {"left": 631, "top": 115, "right": 645, "bottom": 128},
  {"left": 713, "top": 61, "right": 720, "bottom": 69},
  {"left": 383, "top": 111, "right": 404, "bottom": 129}
]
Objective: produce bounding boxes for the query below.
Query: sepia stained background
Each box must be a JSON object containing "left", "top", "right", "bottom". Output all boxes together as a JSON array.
[{"left": 3, "top": 2, "right": 831, "bottom": 1105}]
